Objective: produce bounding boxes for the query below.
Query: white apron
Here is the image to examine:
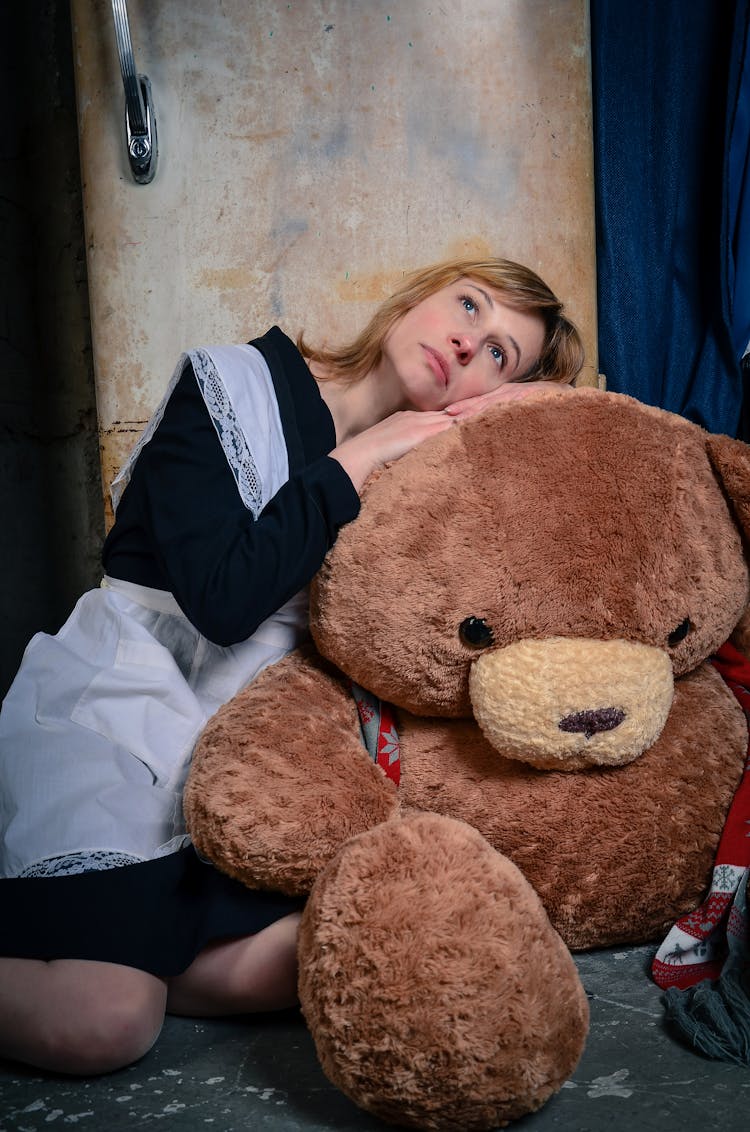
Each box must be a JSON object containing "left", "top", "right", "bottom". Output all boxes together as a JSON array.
[{"left": 0, "top": 345, "right": 309, "bottom": 878}]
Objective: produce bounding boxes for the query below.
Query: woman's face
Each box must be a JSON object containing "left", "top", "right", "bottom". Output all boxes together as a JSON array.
[{"left": 381, "top": 279, "right": 545, "bottom": 411}]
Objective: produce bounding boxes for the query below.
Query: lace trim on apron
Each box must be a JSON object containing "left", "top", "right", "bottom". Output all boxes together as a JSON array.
[
  {"left": 20, "top": 850, "right": 143, "bottom": 877},
  {"left": 190, "top": 348, "right": 263, "bottom": 515},
  {"left": 109, "top": 343, "right": 288, "bottom": 518}
]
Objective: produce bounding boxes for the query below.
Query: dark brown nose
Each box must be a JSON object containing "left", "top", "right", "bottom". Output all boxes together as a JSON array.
[{"left": 558, "top": 707, "right": 626, "bottom": 740}]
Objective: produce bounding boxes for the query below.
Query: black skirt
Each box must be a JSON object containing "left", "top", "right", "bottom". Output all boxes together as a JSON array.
[{"left": 0, "top": 846, "right": 304, "bottom": 976}]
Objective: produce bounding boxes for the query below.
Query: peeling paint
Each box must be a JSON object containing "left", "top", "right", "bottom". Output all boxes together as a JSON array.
[{"left": 587, "top": 1068, "right": 635, "bottom": 1099}]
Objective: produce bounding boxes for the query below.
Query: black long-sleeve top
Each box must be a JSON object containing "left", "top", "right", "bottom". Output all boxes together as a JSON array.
[{"left": 102, "top": 327, "right": 360, "bottom": 646}]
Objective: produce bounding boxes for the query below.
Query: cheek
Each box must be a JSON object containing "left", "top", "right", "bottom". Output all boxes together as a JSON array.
[{"left": 387, "top": 310, "right": 428, "bottom": 353}]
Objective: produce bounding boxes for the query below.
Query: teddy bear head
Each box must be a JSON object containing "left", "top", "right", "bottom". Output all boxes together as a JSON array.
[{"left": 311, "top": 388, "right": 750, "bottom": 771}]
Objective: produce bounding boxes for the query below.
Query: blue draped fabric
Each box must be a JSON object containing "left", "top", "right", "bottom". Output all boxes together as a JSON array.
[
  {"left": 726, "top": 3, "right": 750, "bottom": 363},
  {"left": 591, "top": 0, "right": 750, "bottom": 437}
]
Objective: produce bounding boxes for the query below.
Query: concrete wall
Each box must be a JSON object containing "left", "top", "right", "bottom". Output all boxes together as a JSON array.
[
  {"left": 0, "top": 2, "right": 103, "bottom": 699},
  {"left": 70, "top": 0, "right": 597, "bottom": 523}
]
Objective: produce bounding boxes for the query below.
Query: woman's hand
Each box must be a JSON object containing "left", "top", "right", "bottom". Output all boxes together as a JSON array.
[
  {"left": 329, "top": 383, "right": 573, "bottom": 493},
  {"left": 444, "top": 380, "right": 572, "bottom": 420},
  {"left": 330, "top": 410, "right": 455, "bottom": 492}
]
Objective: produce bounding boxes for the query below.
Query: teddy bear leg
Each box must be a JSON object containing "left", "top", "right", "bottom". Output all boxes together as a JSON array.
[{"left": 297, "top": 812, "right": 589, "bottom": 1132}]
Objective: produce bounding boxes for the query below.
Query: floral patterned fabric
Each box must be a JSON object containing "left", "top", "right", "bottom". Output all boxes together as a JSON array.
[{"left": 653, "top": 642, "right": 750, "bottom": 989}]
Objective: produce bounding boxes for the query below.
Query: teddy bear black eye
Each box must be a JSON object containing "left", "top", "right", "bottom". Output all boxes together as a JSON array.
[
  {"left": 668, "top": 618, "right": 691, "bottom": 647},
  {"left": 459, "top": 617, "right": 494, "bottom": 649}
]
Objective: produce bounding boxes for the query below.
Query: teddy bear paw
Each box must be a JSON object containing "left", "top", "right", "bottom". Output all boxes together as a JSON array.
[{"left": 297, "top": 811, "right": 589, "bottom": 1131}]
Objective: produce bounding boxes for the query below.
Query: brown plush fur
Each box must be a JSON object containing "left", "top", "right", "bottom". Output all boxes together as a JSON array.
[
  {"left": 186, "top": 389, "right": 750, "bottom": 1131},
  {"left": 184, "top": 648, "right": 398, "bottom": 894},
  {"left": 298, "top": 814, "right": 589, "bottom": 1131}
]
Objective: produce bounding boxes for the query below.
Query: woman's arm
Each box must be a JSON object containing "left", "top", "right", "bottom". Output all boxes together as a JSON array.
[{"left": 110, "top": 366, "right": 360, "bottom": 646}]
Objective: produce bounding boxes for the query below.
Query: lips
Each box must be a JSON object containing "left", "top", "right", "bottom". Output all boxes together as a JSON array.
[{"left": 423, "top": 345, "right": 449, "bottom": 387}]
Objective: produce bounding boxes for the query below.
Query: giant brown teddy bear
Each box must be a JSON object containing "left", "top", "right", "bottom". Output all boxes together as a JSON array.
[{"left": 184, "top": 388, "right": 750, "bottom": 1130}]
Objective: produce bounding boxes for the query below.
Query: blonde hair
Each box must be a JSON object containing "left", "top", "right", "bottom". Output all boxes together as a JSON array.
[{"left": 299, "top": 257, "right": 585, "bottom": 385}]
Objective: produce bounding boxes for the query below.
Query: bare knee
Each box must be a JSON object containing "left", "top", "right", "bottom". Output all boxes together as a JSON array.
[
  {"left": 167, "top": 912, "right": 302, "bottom": 1017},
  {"left": 49, "top": 969, "right": 167, "bottom": 1075},
  {"left": 0, "top": 959, "right": 168, "bottom": 1075}
]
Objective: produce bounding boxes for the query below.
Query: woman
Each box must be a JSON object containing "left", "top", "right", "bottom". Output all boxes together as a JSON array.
[{"left": 0, "top": 256, "right": 583, "bottom": 1074}]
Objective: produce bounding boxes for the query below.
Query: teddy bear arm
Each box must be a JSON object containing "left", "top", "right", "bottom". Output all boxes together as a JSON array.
[{"left": 184, "top": 648, "right": 399, "bottom": 895}]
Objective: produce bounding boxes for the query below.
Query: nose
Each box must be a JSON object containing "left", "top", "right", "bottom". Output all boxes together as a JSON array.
[
  {"left": 450, "top": 333, "right": 476, "bottom": 365},
  {"left": 558, "top": 707, "right": 626, "bottom": 740}
]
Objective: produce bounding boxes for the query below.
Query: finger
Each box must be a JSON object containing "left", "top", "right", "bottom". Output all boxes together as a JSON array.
[
  {"left": 448, "top": 384, "right": 547, "bottom": 419},
  {"left": 443, "top": 397, "right": 487, "bottom": 417},
  {"left": 444, "top": 386, "right": 515, "bottom": 416},
  {"left": 445, "top": 393, "right": 503, "bottom": 418}
]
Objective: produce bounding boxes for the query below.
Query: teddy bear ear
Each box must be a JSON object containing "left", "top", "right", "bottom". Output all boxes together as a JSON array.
[{"left": 705, "top": 431, "right": 750, "bottom": 542}]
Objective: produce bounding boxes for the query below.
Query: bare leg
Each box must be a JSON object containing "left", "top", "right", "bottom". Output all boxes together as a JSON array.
[
  {"left": 0, "top": 914, "right": 300, "bottom": 1073},
  {"left": 0, "top": 957, "right": 167, "bottom": 1075},
  {"left": 166, "top": 911, "right": 301, "bottom": 1016}
]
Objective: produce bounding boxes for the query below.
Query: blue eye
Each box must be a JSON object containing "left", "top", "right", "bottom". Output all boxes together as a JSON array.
[
  {"left": 489, "top": 344, "right": 506, "bottom": 367},
  {"left": 461, "top": 295, "right": 477, "bottom": 314}
]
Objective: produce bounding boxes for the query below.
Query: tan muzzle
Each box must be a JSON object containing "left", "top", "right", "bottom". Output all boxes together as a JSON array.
[{"left": 469, "top": 637, "right": 674, "bottom": 770}]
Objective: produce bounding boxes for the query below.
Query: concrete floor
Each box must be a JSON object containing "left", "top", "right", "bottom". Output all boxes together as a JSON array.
[{"left": 0, "top": 945, "right": 748, "bottom": 1132}]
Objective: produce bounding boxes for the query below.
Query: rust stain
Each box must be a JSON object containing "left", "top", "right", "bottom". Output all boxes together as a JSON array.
[
  {"left": 333, "top": 271, "right": 400, "bottom": 303},
  {"left": 227, "top": 129, "right": 290, "bottom": 143},
  {"left": 197, "top": 266, "right": 254, "bottom": 290},
  {"left": 442, "top": 236, "right": 496, "bottom": 261},
  {"left": 100, "top": 425, "right": 146, "bottom": 532}
]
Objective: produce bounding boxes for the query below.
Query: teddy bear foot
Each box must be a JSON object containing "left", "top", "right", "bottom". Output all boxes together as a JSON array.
[{"left": 297, "top": 812, "right": 589, "bottom": 1131}]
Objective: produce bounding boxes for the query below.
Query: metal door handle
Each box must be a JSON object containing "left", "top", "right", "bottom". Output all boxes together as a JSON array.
[{"left": 111, "top": 0, "right": 158, "bottom": 184}]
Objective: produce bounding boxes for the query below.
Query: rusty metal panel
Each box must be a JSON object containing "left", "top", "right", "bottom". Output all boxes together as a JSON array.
[{"left": 71, "top": 0, "right": 597, "bottom": 523}]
